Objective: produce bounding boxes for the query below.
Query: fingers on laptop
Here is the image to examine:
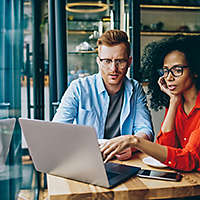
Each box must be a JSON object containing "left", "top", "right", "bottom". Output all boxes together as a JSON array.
[
  {"left": 100, "top": 142, "right": 122, "bottom": 163},
  {"left": 100, "top": 136, "right": 132, "bottom": 162},
  {"left": 104, "top": 148, "right": 119, "bottom": 163}
]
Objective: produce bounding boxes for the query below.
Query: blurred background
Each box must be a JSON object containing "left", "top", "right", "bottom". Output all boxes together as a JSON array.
[{"left": 1, "top": 0, "right": 200, "bottom": 199}]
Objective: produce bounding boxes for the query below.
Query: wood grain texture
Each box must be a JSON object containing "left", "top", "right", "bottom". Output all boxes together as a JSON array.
[{"left": 47, "top": 152, "right": 200, "bottom": 200}]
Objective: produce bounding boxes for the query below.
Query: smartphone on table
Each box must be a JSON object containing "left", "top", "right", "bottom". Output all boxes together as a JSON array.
[{"left": 137, "top": 169, "right": 182, "bottom": 182}]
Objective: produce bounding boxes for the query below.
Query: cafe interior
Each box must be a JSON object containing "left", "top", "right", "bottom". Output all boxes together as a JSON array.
[{"left": 1, "top": 0, "right": 200, "bottom": 199}]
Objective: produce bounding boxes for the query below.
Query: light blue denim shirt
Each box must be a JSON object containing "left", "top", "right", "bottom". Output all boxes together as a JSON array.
[{"left": 53, "top": 73, "right": 154, "bottom": 140}]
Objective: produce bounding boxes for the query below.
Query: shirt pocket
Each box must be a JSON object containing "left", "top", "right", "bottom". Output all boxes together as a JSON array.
[{"left": 78, "top": 106, "right": 98, "bottom": 128}]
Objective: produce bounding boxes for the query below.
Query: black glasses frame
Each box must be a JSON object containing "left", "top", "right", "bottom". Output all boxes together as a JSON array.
[{"left": 157, "top": 65, "right": 189, "bottom": 78}]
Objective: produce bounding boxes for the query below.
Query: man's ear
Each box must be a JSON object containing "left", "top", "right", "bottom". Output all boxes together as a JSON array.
[
  {"left": 127, "top": 56, "right": 132, "bottom": 68},
  {"left": 96, "top": 56, "right": 100, "bottom": 65}
]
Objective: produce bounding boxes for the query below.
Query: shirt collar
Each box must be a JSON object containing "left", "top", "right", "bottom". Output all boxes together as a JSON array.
[
  {"left": 194, "top": 90, "right": 200, "bottom": 109},
  {"left": 179, "top": 90, "right": 200, "bottom": 113},
  {"left": 96, "top": 72, "right": 106, "bottom": 94},
  {"left": 123, "top": 76, "right": 134, "bottom": 95}
]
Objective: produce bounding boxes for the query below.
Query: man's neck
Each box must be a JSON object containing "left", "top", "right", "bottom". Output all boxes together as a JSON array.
[{"left": 106, "top": 83, "right": 124, "bottom": 95}]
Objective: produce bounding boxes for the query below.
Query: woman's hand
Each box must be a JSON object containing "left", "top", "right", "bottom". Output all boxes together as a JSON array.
[
  {"left": 158, "top": 76, "right": 181, "bottom": 132},
  {"left": 158, "top": 76, "right": 171, "bottom": 97},
  {"left": 100, "top": 135, "right": 138, "bottom": 163},
  {"left": 158, "top": 76, "right": 181, "bottom": 106}
]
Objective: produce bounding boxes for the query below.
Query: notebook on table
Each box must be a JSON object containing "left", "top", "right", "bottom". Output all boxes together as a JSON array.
[{"left": 19, "top": 118, "right": 140, "bottom": 188}]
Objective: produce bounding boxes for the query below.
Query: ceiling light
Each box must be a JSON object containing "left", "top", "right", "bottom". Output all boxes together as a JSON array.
[{"left": 66, "top": 2, "right": 108, "bottom": 13}]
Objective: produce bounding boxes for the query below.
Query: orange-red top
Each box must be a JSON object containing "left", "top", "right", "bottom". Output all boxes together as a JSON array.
[{"left": 156, "top": 91, "right": 200, "bottom": 171}]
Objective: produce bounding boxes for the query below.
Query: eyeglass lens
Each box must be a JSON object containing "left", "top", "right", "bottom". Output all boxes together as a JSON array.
[{"left": 99, "top": 58, "right": 127, "bottom": 68}]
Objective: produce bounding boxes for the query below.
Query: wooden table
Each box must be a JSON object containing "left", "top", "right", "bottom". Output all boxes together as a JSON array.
[{"left": 47, "top": 152, "right": 200, "bottom": 200}]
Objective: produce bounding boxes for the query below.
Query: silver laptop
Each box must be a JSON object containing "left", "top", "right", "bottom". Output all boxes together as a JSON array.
[
  {"left": 0, "top": 118, "right": 16, "bottom": 169},
  {"left": 19, "top": 118, "right": 140, "bottom": 188}
]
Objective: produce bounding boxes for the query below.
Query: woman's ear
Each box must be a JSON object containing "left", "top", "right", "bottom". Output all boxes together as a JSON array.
[{"left": 194, "top": 74, "right": 198, "bottom": 78}]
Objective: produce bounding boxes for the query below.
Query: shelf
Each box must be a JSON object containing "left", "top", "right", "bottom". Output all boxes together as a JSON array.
[
  {"left": 141, "top": 4, "right": 200, "bottom": 10},
  {"left": 68, "top": 19, "right": 99, "bottom": 22},
  {"left": 68, "top": 50, "right": 97, "bottom": 54},
  {"left": 24, "top": 30, "right": 31, "bottom": 35},
  {"left": 68, "top": 30, "right": 94, "bottom": 34},
  {"left": 141, "top": 31, "right": 200, "bottom": 36}
]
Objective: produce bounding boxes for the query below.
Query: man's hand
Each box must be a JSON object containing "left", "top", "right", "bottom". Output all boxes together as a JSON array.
[
  {"left": 115, "top": 147, "right": 132, "bottom": 161},
  {"left": 100, "top": 135, "right": 138, "bottom": 163}
]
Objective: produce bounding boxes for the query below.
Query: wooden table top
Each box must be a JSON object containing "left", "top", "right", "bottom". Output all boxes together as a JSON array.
[{"left": 47, "top": 152, "right": 200, "bottom": 200}]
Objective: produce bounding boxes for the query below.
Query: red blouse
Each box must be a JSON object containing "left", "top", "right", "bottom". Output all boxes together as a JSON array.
[{"left": 156, "top": 91, "right": 200, "bottom": 171}]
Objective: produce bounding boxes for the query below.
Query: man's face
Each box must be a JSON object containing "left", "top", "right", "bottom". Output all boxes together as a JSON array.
[{"left": 96, "top": 43, "right": 132, "bottom": 92}]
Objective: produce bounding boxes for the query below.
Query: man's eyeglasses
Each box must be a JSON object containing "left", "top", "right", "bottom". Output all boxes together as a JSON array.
[
  {"left": 157, "top": 65, "right": 189, "bottom": 78},
  {"left": 98, "top": 57, "right": 128, "bottom": 69}
]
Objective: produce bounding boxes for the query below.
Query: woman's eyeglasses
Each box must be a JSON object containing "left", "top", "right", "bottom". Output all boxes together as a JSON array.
[
  {"left": 98, "top": 57, "right": 128, "bottom": 69},
  {"left": 157, "top": 65, "right": 189, "bottom": 78}
]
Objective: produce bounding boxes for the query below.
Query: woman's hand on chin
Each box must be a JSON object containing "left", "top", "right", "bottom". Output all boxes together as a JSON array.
[{"left": 158, "top": 76, "right": 181, "bottom": 106}]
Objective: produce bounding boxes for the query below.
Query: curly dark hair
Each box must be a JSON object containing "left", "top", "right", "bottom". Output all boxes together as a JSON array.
[{"left": 141, "top": 34, "right": 200, "bottom": 111}]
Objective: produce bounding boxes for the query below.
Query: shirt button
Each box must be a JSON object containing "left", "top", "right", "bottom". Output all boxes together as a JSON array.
[
  {"left": 168, "top": 161, "right": 172, "bottom": 164},
  {"left": 184, "top": 138, "right": 187, "bottom": 141}
]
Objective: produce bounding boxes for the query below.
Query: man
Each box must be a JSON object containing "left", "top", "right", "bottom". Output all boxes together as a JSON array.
[{"left": 53, "top": 30, "right": 154, "bottom": 161}]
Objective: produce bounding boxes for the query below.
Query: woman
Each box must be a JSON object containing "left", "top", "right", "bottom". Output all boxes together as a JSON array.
[{"left": 100, "top": 35, "right": 200, "bottom": 171}]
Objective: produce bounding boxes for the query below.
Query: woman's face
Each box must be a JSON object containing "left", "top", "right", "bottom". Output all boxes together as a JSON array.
[{"left": 163, "top": 50, "right": 196, "bottom": 95}]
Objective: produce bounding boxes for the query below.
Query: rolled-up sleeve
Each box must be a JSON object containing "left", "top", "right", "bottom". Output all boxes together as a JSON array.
[
  {"left": 157, "top": 129, "right": 200, "bottom": 171},
  {"left": 53, "top": 80, "right": 79, "bottom": 123},
  {"left": 156, "top": 130, "right": 179, "bottom": 147},
  {"left": 133, "top": 83, "right": 154, "bottom": 141}
]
